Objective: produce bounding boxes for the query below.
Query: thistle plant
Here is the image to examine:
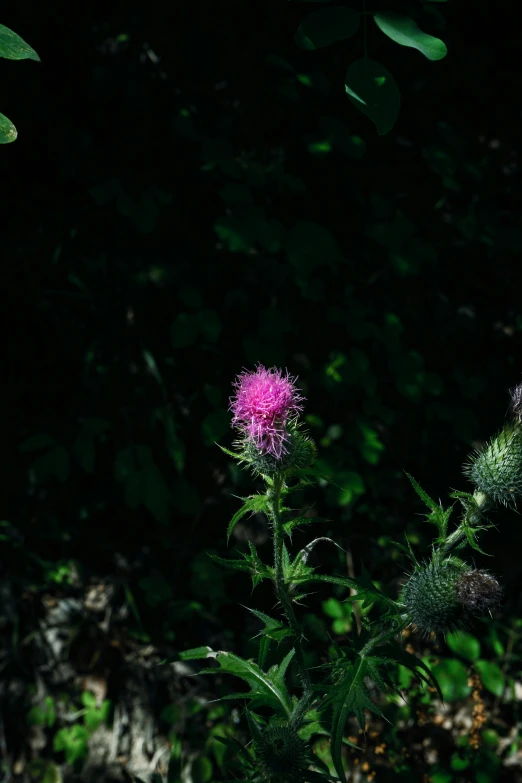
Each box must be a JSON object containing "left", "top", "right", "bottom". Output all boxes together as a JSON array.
[{"left": 180, "top": 371, "right": 521, "bottom": 783}]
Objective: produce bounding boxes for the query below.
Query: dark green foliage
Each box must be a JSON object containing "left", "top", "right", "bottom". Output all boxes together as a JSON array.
[{"left": 3, "top": 1, "right": 522, "bottom": 781}]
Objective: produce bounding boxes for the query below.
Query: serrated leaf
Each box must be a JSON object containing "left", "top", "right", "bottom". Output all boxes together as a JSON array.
[
  {"left": 463, "top": 523, "right": 490, "bottom": 555},
  {"left": 374, "top": 12, "right": 447, "bottom": 61},
  {"left": 295, "top": 7, "right": 360, "bottom": 50},
  {"left": 0, "top": 24, "right": 40, "bottom": 61},
  {"left": 227, "top": 494, "right": 269, "bottom": 543},
  {"left": 377, "top": 643, "right": 443, "bottom": 700},
  {"left": 179, "top": 646, "right": 217, "bottom": 661},
  {"left": 345, "top": 58, "right": 400, "bottom": 136},
  {"left": 329, "top": 659, "right": 381, "bottom": 781},
  {"left": 0, "top": 112, "right": 17, "bottom": 144},
  {"left": 200, "top": 651, "right": 294, "bottom": 717},
  {"left": 391, "top": 536, "right": 420, "bottom": 567},
  {"left": 405, "top": 472, "right": 452, "bottom": 537},
  {"left": 245, "top": 607, "right": 293, "bottom": 642},
  {"left": 292, "top": 568, "right": 396, "bottom": 611},
  {"left": 282, "top": 515, "right": 330, "bottom": 538},
  {"left": 405, "top": 472, "right": 439, "bottom": 511}
]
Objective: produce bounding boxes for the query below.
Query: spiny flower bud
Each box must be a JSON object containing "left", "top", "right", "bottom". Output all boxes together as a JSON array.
[
  {"left": 400, "top": 561, "right": 502, "bottom": 635},
  {"left": 254, "top": 725, "right": 309, "bottom": 783},
  {"left": 241, "top": 422, "right": 316, "bottom": 478},
  {"left": 464, "top": 424, "right": 522, "bottom": 507}
]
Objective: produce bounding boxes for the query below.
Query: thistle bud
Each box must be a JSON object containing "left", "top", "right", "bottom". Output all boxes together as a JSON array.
[
  {"left": 400, "top": 560, "right": 502, "bottom": 634},
  {"left": 464, "top": 424, "right": 522, "bottom": 507},
  {"left": 254, "top": 725, "right": 309, "bottom": 783},
  {"left": 242, "top": 422, "right": 316, "bottom": 478}
]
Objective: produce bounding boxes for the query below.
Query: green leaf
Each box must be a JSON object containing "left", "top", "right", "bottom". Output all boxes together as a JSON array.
[
  {"left": 245, "top": 607, "right": 293, "bottom": 644},
  {"left": 295, "top": 7, "right": 360, "bottom": 50},
  {"left": 294, "top": 569, "right": 396, "bottom": 611},
  {"left": 476, "top": 660, "right": 505, "bottom": 697},
  {"left": 282, "top": 515, "right": 330, "bottom": 538},
  {"left": 329, "top": 659, "right": 382, "bottom": 781},
  {"left": 373, "top": 12, "right": 447, "bottom": 61},
  {"left": 209, "top": 543, "right": 273, "bottom": 587},
  {"left": 227, "top": 495, "right": 269, "bottom": 543},
  {"left": 446, "top": 630, "right": 481, "bottom": 662},
  {"left": 0, "top": 113, "right": 17, "bottom": 144},
  {"left": 405, "top": 472, "right": 452, "bottom": 538},
  {"left": 192, "top": 757, "right": 213, "bottom": 783},
  {"left": 405, "top": 472, "right": 438, "bottom": 511},
  {"left": 200, "top": 650, "right": 295, "bottom": 717},
  {"left": 345, "top": 58, "right": 400, "bottom": 136},
  {"left": 53, "top": 725, "right": 90, "bottom": 766},
  {"left": 427, "top": 657, "right": 471, "bottom": 701},
  {"left": 19, "top": 433, "right": 56, "bottom": 452},
  {"left": 179, "top": 646, "right": 216, "bottom": 661},
  {"left": 0, "top": 24, "right": 40, "bottom": 61}
]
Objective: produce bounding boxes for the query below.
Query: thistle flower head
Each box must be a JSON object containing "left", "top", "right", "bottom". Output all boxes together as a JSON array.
[
  {"left": 464, "top": 424, "right": 522, "bottom": 507},
  {"left": 400, "top": 560, "right": 502, "bottom": 635},
  {"left": 230, "top": 365, "right": 304, "bottom": 460}
]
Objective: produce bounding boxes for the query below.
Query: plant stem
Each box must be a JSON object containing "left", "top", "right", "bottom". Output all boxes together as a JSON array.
[
  {"left": 441, "top": 490, "right": 491, "bottom": 557},
  {"left": 270, "top": 473, "right": 312, "bottom": 695}
]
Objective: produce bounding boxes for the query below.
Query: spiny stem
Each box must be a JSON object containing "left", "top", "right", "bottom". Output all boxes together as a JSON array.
[
  {"left": 270, "top": 474, "right": 312, "bottom": 695},
  {"left": 441, "top": 490, "right": 490, "bottom": 557}
]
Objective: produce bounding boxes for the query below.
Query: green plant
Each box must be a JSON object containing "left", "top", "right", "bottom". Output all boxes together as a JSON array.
[
  {"left": 27, "top": 691, "right": 112, "bottom": 768},
  {"left": 179, "top": 369, "right": 520, "bottom": 782}
]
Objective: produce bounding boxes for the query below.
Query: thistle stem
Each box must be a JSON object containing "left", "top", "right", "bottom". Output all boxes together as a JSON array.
[
  {"left": 270, "top": 473, "right": 312, "bottom": 695},
  {"left": 440, "top": 490, "right": 491, "bottom": 557}
]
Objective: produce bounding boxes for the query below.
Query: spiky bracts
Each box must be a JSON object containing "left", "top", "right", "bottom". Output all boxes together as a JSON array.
[
  {"left": 464, "top": 424, "right": 522, "bottom": 507},
  {"left": 239, "top": 420, "right": 317, "bottom": 478},
  {"left": 400, "top": 560, "right": 502, "bottom": 635},
  {"left": 254, "top": 725, "right": 309, "bottom": 783}
]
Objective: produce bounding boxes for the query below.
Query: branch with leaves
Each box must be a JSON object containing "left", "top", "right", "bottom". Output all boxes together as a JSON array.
[{"left": 294, "top": 2, "right": 448, "bottom": 135}]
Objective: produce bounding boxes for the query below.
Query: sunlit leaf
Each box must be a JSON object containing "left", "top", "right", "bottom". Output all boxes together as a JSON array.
[
  {"left": 374, "top": 12, "right": 447, "bottom": 61},
  {"left": 0, "top": 24, "right": 40, "bottom": 61},
  {"left": 0, "top": 113, "right": 17, "bottom": 143}
]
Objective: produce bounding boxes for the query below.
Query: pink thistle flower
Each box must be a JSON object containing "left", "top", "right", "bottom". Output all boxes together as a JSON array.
[{"left": 230, "top": 365, "right": 304, "bottom": 459}]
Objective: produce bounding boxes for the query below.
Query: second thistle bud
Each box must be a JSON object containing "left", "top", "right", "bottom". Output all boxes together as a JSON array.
[
  {"left": 254, "top": 725, "right": 309, "bottom": 783},
  {"left": 400, "top": 560, "right": 502, "bottom": 634},
  {"left": 464, "top": 424, "right": 522, "bottom": 507}
]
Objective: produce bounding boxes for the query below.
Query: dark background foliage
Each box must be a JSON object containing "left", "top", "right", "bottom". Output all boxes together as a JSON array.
[{"left": 1, "top": 1, "right": 522, "bottom": 781}]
